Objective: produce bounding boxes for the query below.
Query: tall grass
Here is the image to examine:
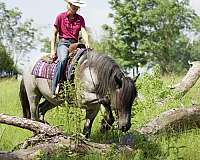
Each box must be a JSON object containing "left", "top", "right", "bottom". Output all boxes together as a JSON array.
[
  {"left": 0, "top": 78, "right": 31, "bottom": 151},
  {"left": 0, "top": 69, "right": 200, "bottom": 160}
]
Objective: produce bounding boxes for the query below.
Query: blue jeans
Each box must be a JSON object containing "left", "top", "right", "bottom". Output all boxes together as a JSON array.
[{"left": 52, "top": 40, "right": 71, "bottom": 94}]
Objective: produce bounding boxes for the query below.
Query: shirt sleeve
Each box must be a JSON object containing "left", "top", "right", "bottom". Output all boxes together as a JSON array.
[
  {"left": 80, "top": 16, "right": 85, "bottom": 28},
  {"left": 54, "top": 13, "right": 62, "bottom": 29}
]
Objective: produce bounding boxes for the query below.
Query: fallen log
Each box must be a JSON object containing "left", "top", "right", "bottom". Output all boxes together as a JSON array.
[
  {"left": 0, "top": 137, "right": 114, "bottom": 160},
  {"left": 1, "top": 105, "right": 200, "bottom": 159},
  {"left": 139, "top": 105, "right": 200, "bottom": 135},
  {"left": 0, "top": 114, "right": 62, "bottom": 136},
  {"left": 0, "top": 114, "right": 132, "bottom": 160},
  {"left": 172, "top": 61, "right": 200, "bottom": 95}
]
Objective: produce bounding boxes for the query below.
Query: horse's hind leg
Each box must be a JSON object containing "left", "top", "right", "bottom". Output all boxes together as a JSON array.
[
  {"left": 19, "top": 79, "right": 42, "bottom": 120},
  {"left": 19, "top": 79, "right": 31, "bottom": 119},
  {"left": 83, "top": 104, "right": 100, "bottom": 138}
]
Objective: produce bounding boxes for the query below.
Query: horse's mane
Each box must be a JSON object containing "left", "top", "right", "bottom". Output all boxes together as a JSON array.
[{"left": 86, "top": 52, "right": 125, "bottom": 96}]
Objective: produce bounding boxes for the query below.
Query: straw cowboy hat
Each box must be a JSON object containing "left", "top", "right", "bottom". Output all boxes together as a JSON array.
[{"left": 65, "top": 0, "right": 87, "bottom": 7}]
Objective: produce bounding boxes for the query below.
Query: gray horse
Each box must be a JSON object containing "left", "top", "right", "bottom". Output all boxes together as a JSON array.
[{"left": 19, "top": 51, "right": 138, "bottom": 138}]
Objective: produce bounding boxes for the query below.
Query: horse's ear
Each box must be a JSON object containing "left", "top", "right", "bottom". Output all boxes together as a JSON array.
[
  {"left": 133, "top": 73, "right": 140, "bottom": 83},
  {"left": 114, "top": 75, "right": 122, "bottom": 89}
]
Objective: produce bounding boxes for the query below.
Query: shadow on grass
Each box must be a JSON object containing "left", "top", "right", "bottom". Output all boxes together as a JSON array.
[{"left": 90, "top": 129, "right": 165, "bottom": 160}]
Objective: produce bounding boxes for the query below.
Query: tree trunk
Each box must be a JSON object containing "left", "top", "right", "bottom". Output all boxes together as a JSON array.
[
  {"left": 0, "top": 114, "right": 133, "bottom": 160},
  {"left": 139, "top": 105, "right": 200, "bottom": 135},
  {"left": 0, "top": 114, "right": 62, "bottom": 136},
  {"left": 0, "top": 138, "right": 113, "bottom": 160},
  {"left": 172, "top": 61, "right": 200, "bottom": 95}
]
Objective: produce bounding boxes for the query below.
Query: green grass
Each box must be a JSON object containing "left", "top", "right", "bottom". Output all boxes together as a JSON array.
[
  {"left": 0, "top": 73, "right": 200, "bottom": 159},
  {"left": 0, "top": 78, "right": 32, "bottom": 151}
]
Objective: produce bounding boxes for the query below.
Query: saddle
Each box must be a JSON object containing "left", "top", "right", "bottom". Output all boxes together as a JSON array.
[{"left": 32, "top": 43, "right": 87, "bottom": 81}]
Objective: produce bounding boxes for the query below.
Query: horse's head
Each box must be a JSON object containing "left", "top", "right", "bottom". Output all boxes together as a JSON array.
[{"left": 113, "top": 74, "right": 138, "bottom": 132}]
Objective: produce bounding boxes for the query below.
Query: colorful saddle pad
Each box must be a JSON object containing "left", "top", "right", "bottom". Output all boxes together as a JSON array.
[
  {"left": 32, "top": 59, "right": 56, "bottom": 80},
  {"left": 32, "top": 48, "right": 87, "bottom": 80}
]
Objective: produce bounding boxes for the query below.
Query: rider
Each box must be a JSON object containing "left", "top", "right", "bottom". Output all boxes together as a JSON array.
[{"left": 51, "top": 0, "right": 90, "bottom": 96}]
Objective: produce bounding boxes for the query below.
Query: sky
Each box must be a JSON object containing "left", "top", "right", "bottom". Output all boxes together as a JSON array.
[
  {"left": 3, "top": 0, "right": 200, "bottom": 40},
  {"left": 3, "top": 0, "right": 113, "bottom": 40}
]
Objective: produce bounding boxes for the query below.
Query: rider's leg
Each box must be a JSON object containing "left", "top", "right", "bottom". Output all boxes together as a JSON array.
[{"left": 52, "top": 41, "right": 70, "bottom": 95}]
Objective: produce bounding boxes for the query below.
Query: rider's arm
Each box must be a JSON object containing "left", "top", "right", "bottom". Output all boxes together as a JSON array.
[
  {"left": 81, "top": 27, "right": 90, "bottom": 48},
  {"left": 51, "top": 26, "right": 58, "bottom": 59}
]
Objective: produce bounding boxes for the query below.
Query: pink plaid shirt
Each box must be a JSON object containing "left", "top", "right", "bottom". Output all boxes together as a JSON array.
[{"left": 54, "top": 11, "right": 85, "bottom": 41}]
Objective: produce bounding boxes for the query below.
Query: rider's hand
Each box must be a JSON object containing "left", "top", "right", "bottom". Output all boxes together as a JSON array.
[
  {"left": 85, "top": 42, "right": 90, "bottom": 49},
  {"left": 51, "top": 52, "right": 57, "bottom": 62}
]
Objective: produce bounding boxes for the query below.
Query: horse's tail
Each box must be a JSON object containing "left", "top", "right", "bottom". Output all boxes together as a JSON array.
[{"left": 19, "top": 79, "right": 31, "bottom": 119}]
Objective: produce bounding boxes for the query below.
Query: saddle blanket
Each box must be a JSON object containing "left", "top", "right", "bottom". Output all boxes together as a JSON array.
[
  {"left": 31, "top": 48, "right": 87, "bottom": 80},
  {"left": 32, "top": 60, "right": 56, "bottom": 80}
]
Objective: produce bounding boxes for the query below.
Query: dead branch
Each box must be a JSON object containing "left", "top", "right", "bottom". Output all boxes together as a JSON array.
[
  {"left": 0, "top": 114, "right": 133, "bottom": 160},
  {"left": 139, "top": 105, "right": 200, "bottom": 135},
  {"left": 0, "top": 114, "right": 62, "bottom": 136},
  {"left": 0, "top": 138, "right": 114, "bottom": 160},
  {"left": 172, "top": 61, "right": 200, "bottom": 95}
]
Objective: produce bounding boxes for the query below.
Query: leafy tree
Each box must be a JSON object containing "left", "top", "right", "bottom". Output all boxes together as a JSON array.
[
  {"left": 0, "top": 43, "right": 14, "bottom": 72},
  {"left": 40, "top": 37, "right": 51, "bottom": 53},
  {"left": 105, "top": 0, "right": 198, "bottom": 73},
  {"left": 0, "top": 1, "right": 38, "bottom": 67},
  {"left": 188, "top": 16, "right": 200, "bottom": 62},
  {"left": 190, "top": 39, "right": 200, "bottom": 61}
]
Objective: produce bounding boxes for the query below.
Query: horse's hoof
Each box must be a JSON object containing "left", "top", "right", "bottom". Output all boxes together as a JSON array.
[
  {"left": 100, "top": 125, "right": 111, "bottom": 133},
  {"left": 83, "top": 128, "right": 91, "bottom": 139}
]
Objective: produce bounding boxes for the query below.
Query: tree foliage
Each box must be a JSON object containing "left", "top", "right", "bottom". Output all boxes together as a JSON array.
[
  {"left": 0, "top": 43, "right": 14, "bottom": 71},
  {"left": 190, "top": 39, "right": 200, "bottom": 61},
  {"left": 0, "top": 2, "right": 38, "bottom": 67},
  {"left": 103, "top": 0, "right": 199, "bottom": 73},
  {"left": 40, "top": 37, "right": 51, "bottom": 53}
]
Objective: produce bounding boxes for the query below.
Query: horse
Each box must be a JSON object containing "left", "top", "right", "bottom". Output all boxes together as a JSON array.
[{"left": 19, "top": 50, "right": 138, "bottom": 138}]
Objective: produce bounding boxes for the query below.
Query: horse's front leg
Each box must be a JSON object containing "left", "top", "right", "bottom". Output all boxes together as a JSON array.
[
  {"left": 100, "top": 104, "right": 115, "bottom": 133},
  {"left": 83, "top": 104, "right": 100, "bottom": 138},
  {"left": 38, "top": 100, "right": 54, "bottom": 122}
]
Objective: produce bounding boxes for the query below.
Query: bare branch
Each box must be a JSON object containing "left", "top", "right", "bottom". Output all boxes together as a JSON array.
[
  {"left": 0, "top": 114, "right": 62, "bottom": 136},
  {"left": 172, "top": 61, "right": 200, "bottom": 95},
  {"left": 0, "top": 114, "right": 133, "bottom": 159},
  {"left": 139, "top": 106, "right": 200, "bottom": 135}
]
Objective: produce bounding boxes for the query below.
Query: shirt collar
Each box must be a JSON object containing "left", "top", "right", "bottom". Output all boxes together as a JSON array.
[{"left": 66, "top": 11, "right": 78, "bottom": 18}]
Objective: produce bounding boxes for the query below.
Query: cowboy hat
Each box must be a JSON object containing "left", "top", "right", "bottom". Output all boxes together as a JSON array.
[{"left": 65, "top": 0, "right": 87, "bottom": 7}]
